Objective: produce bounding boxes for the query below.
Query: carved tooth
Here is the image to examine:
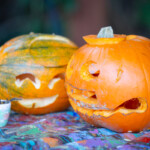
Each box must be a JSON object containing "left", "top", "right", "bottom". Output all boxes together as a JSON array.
[{"left": 48, "top": 78, "right": 61, "bottom": 89}]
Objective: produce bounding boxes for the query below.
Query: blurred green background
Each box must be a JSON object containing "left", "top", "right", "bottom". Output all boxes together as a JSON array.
[{"left": 0, "top": 0, "right": 150, "bottom": 46}]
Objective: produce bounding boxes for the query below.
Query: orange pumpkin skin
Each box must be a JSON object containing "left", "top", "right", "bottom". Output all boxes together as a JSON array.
[
  {"left": 0, "top": 33, "right": 78, "bottom": 114},
  {"left": 66, "top": 34, "right": 150, "bottom": 132}
]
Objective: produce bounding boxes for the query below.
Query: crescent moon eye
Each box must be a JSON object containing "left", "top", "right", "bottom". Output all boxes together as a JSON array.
[
  {"left": 48, "top": 73, "right": 65, "bottom": 89},
  {"left": 48, "top": 78, "right": 61, "bottom": 89}
]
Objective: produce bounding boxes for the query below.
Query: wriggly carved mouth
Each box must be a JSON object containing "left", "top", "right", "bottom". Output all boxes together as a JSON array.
[{"left": 67, "top": 83, "right": 148, "bottom": 117}]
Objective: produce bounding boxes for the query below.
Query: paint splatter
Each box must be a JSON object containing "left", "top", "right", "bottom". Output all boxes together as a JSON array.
[{"left": 0, "top": 111, "right": 149, "bottom": 149}]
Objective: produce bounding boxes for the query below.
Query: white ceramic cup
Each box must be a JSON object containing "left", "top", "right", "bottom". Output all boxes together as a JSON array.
[{"left": 0, "top": 100, "right": 11, "bottom": 127}]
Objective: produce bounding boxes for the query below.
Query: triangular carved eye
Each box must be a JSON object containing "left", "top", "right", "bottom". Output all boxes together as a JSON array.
[
  {"left": 90, "top": 94, "right": 97, "bottom": 99},
  {"left": 119, "top": 98, "right": 141, "bottom": 109},
  {"left": 89, "top": 63, "right": 100, "bottom": 77}
]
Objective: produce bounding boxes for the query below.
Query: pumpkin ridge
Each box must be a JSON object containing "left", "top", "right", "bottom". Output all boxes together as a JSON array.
[
  {"left": 3, "top": 55, "right": 74, "bottom": 61},
  {"left": 30, "top": 46, "right": 77, "bottom": 49},
  {"left": 2, "top": 46, "right": 77, "bottom": 53},
  {"left": 0, "top": 64, "right": 44, "bottom": 68},
  {"left": 5, "top": 47, "right": 28, "bottom": 52},
  {"left": 44, "top": 65, "right": 67, "bottom": 69},
  {"left": 135, "top": 49, "right": 149, "bottom": 101},
  {"left": 0, "top": 63, "right": 67, "bottom": 69},
  {"left": 136, "top": 53, "right": 150, "bottom": 124},
  {"left": 0, "top": 71, "right": 15, "bottom": 76}
]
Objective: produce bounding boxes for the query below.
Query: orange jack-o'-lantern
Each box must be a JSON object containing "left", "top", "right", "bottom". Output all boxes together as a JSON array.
[
  {"left": 66, "top": 26, "right": 150, "bottom": 132},
  {"left": 0, "top": 33, "right": 77, "bottom": 114}
]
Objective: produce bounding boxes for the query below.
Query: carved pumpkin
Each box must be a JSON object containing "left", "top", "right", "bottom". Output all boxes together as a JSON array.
[
  {"left": 0, "top": 33, "right": 77, "bottom": 114},
  {"left": 66, "top": 27, "right": 150, "bottom": 132}
]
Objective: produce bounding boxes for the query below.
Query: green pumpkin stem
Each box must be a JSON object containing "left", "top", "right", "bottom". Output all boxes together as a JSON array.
[{"left": 97, "top": 26, "right": 114, "bottom": 38}]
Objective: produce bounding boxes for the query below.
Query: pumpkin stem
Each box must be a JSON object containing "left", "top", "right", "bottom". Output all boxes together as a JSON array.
[{"left": 97, "top": 26, "right": 114, "bottom": 38}]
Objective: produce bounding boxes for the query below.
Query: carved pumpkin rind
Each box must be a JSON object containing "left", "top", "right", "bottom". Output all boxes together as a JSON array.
[
  {"left": 66, "top": 32, "right": 150, "bottom": 132},
  {"left": 12, "top": 97, "right": 70, "bottom": 115},
  {"left": 0, "top": 33, "right": 78, "bottom": 114}
]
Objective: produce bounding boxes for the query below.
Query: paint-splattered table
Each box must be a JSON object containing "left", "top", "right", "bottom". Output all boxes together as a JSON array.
[{"left": 0, "top": 110, "right": 150, "bottom": 150}]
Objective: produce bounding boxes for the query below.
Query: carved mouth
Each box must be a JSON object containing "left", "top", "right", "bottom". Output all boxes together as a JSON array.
[
  {"left": 17, "top": 95, "right": 59, "bottom": 108},
  {"left": 67, "top": 83, "right": 147, "bottom": 117}
]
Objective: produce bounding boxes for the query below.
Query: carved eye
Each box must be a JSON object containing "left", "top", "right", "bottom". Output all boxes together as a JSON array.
[
  {"left": 15, "top": 73, "right": 41, "bottom": 89},
  {"left": 80, "top": 61, "right": 100, "bottom": 81},
  {"left": 89, "top": 63, "right": 100, "bottom": 77},
  {"left": 48, "top": 73, "right": 65, "bottom": 89},
  {"left": 16, "top": 73, "right": 35, "bottom": 82}
]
